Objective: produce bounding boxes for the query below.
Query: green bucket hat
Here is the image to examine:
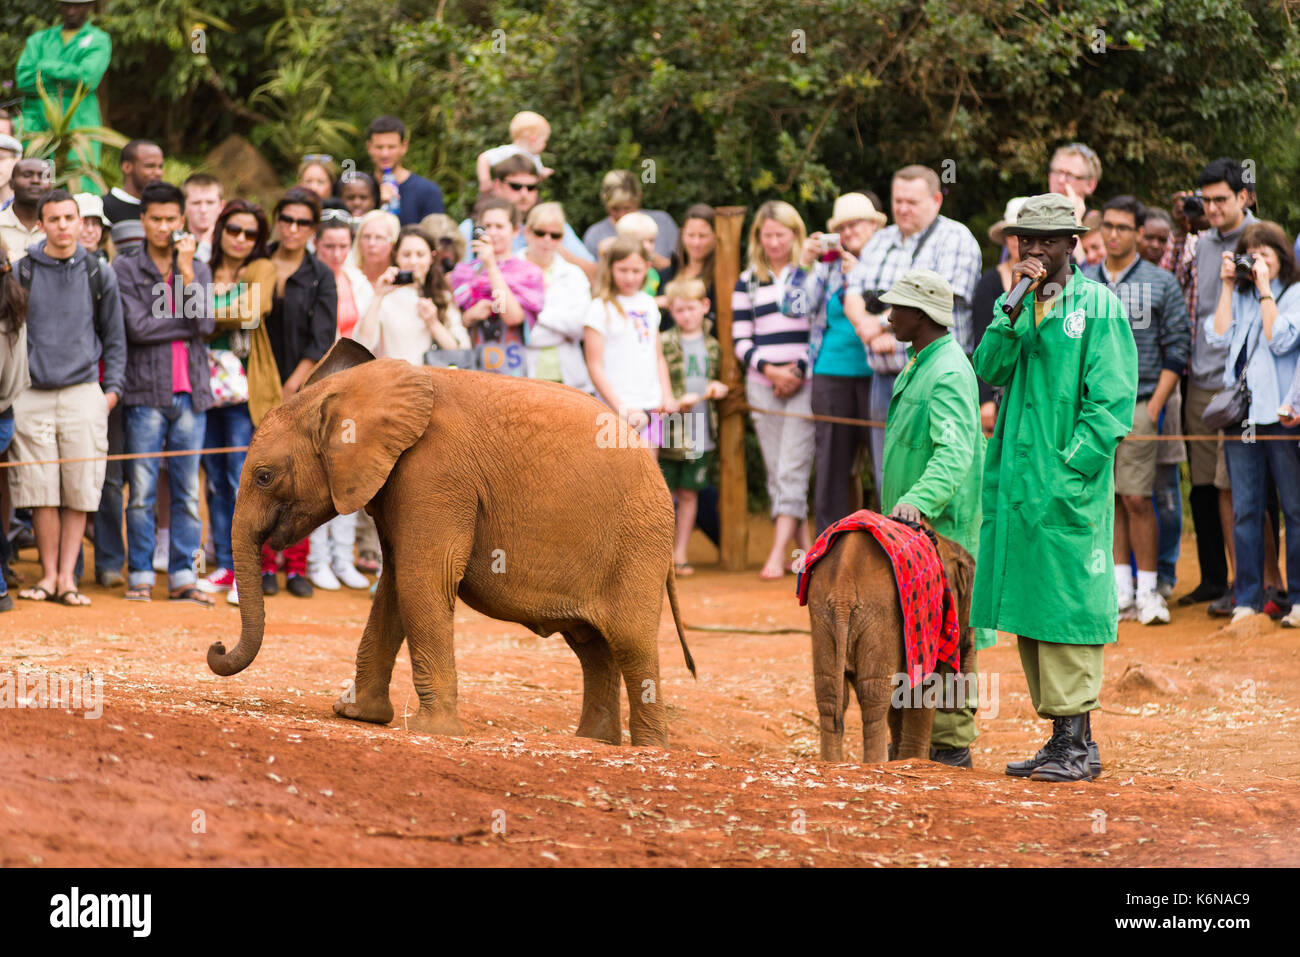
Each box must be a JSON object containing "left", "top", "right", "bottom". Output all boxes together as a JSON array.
[
  {"left": 1002, "top": 193, "right": 1089, "bottom": 237},
  {"left": 879, "top": 268, "right": 954, "bottom": 327}
]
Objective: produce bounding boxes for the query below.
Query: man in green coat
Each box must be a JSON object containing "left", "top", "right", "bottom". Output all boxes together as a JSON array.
[
  {"left": 15, "top": 2, "right": 112, "bottom": 191},
  {"left": 972, "top": 193, "right": 1138, "bottom": 782},
  {"left": 879, "top": 268, "right": 990, "bottom": 769}
]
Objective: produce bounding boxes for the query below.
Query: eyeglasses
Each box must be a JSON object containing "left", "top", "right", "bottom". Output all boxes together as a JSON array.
[
  {"left": 503, "top": 180, "right": 539, "bottom": 193},
  {"left": 1200, "top": 194, "right": 1235, "bottom": 207},
  {"left": 1100, "top": 222, "right": 1135, "bottom": 234},
  {"left": 1048, "top": 167, "right": 1090, "bottom": 183},
  {"left": 301, "top": 153, "right": 334, "bottom": 165},
  {"left": 530, "top": 227, "right": 563, "bottom": 240},
  {"left": 278, "top": 213, "right": 316, "bottom": 229},
  {"left": 223, "top": 223, "right": 259, "bottom": 240}
]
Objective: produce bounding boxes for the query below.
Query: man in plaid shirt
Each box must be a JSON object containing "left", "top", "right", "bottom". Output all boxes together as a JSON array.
[{"left": 845, "top": 165, "right": 982, "bottom": 495}]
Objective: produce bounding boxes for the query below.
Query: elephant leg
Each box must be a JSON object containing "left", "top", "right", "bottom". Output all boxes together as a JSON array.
[
  {"left": 397, "top": 554, "right": 464, "bottom": 737},
  {"left": 563, "top": 627, "right": 622, "bottom": 745},
  {"left": 896, "top": 678, "right": 936, "bottom": 759},
  {"left": 818, "top": 674, "right": 850, "bottom": 762},
  {"left": 606, "top": 624, "right": 666, "bottom": 748},
  {"left": 858, "top": 673, "right": 894, "bottom": 763},
  {"left": 333, "top": 566, "right": 401, "bottom": 725}
]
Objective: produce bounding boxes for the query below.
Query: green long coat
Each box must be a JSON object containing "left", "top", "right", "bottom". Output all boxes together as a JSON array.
[
  {"left": 881, "top": 333, "right": 994, "bottom": 651},
  {"left": 15, "top": 22, "right": 112, "bottom": 185},
  {"left": 971, "top": 266, "right": 1138, "bottom": 644}
]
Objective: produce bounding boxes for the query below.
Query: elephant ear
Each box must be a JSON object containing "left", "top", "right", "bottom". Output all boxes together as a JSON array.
[
  {"left": 305, "top": 338, "right": 377, "bottom": 389},
  {"left": 314, "top": 359, "right": 434, "bottom": 515}
]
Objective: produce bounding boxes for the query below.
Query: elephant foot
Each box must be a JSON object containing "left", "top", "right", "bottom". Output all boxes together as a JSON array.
[
  {"left": 575, "top": 716, "right": 621, "bottom": 746},
  {"left": 333, "top": 687, "right": 395, "bottom": 725},
  {"left": 627, "top": 724, "right": 668, "bottom": 748},
  {"left": 406, "top": 707, "right": 464, "bottom": 736}
]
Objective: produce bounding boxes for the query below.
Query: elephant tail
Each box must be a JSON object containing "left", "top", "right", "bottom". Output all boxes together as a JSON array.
[{"left": 666, "top": 568, "right": 697, "bottom": 678}]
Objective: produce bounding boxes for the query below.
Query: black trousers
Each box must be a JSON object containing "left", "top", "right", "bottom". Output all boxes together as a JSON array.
[{"left": 811, "top": 373, "right": 874, "bottom": 535}]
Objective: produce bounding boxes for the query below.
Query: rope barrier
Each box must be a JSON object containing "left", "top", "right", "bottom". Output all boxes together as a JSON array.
[
  {"left": 739, "top": 405, "right": 1300, "bottom": 441},
  {"left": 0, "top": 446, "right": 250, "bottom": 470}
]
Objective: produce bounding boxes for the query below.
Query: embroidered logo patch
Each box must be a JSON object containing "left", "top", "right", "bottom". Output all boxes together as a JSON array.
[{"left": 1064, "top": 309, "right": 1086, "bottom": 339}]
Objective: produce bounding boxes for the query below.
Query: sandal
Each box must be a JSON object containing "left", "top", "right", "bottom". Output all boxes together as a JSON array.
[
  {"left": 674, "top": 562, "right": 695, "bottom": 577},
  {"left": 56, "top": 590, "right": 91, "bottom": 607},
  {"left": 18, "top": 585, "right": 54, "bottom": 602},
  {"left": 170, "top": 586, "right": 215, "bottom": 608},
  {"left": 356, "top": 550, "right": 381, "bottom": 573},
  {"left": 124, "top": 585, "right": 152, "bottom": 602}
]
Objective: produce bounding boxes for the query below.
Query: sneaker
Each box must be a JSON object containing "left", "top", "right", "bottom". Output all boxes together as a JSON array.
[
  {"left": 0, "top": 591, "right": 12, "bottom": 612},
  {"left": 1207, "top": 593, "right": 1236, "bottom": 618},
  {"left": 1118, "top": 599, "right": 1138, "bottom": 622},
  {"left": 1282, "top": 606, "right": 1300, "bottom": 628},
  {"left": 199, "top": 567, "right": 235, "bottom": 593},
  {"left": 1137, "top": 591, "right": 1170, "bottom": 626},
  {"left": 261, "top": 572, "right": 279, "bottom": 595},
  {"left": 1263, "top": 587, "right": 1292, "bottom": 621},
  {"left": 333, "top": 561, "right": 369, "bottom": 590},
  {"left": 1230, "top": 606, "right": 1259, "bottom": 625},
  {"left": 1156, "top": 579, "right": 1175, "bottom": 600},
  {"left": 309, "top": 563, "right": 341, "bottom": 591},
  {"left": 286, "top": 574, "right": 313, "bottom": 598},
  {"left": 227, "top": 582, "right": 239, "bottom": 606},
  {"left": 152, "top": 529, "right": 170, "bottom": 573}
]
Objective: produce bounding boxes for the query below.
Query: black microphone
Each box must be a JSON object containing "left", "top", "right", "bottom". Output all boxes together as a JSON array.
[{"left": 1000, "top": 275, "right": 1034, "bottom": 317}]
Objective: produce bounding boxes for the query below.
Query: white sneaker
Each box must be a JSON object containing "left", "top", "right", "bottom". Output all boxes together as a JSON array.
[
  {"left": 1157, "top": 580, "right": 1175, "bottom": 600},
  {"left": 153, "top": 529, "right": 170, "bottom": 573},
  {"left": 1230, "top": 606, "right": 1259, "bottom": 625},
  {"left": 1118, "top": 599, "right": 1138, "bottom": 622},
  {"left": 308, "top": 563, "right": 341, "bottom": 591},
  {"left": 1137, "top": 591, "right": 1170, "bottom": 625},
  {"left": 227, "top": 582, "right": 239, "bottom": 606},
  {"left": 333, "top": 561, "right": 369, "bottom": 590},
  {"left": 1281, "top": 606, "right": 1300, "bottom": 628}
]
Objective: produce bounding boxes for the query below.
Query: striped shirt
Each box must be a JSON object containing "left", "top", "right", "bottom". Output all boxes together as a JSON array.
[{"left": 732, "top": 264, "right": 810, "bottom": 382}]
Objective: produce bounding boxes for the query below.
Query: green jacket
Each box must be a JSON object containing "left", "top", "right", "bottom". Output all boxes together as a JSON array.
[
  {"left": 881, "top": 333, "right": 993, "bottom": 650},
  {"left": 971, "top": 266, "right": 1138, "bottom": 644},
  {"left": 16, "top": 22, "right": 112, "bottom": 139},
  {"left": 660, "top": 326, "right": 720, "bottom": 461}
]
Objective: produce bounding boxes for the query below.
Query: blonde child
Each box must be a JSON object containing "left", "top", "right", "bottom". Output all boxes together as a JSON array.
[
  {"left": 476, "top": 111, "right": 554, "bottom": 192},
  {"left": 583, "top": 237, "right": 676, "bottom": 451},
  {"left": 616, "top": 211, "right": 661, "bottom": 295},
  {"left": 659, "top": 277, "right": 727, "bottom": 574}
]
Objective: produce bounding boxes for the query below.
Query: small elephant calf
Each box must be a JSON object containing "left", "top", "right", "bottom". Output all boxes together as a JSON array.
[{"left": 804, "top": 524, "right": 975, "bottom": 763}]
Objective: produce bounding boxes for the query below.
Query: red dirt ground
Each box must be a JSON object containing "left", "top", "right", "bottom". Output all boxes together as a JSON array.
[{"left": 2, "top": 522, "right": 1298, "bottom": 867}]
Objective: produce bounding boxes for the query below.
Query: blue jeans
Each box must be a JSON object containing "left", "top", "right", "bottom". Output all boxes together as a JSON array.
[
  {"left": 1154, "top": 463, "right": 1183, "bottom": 587},
  {"left": 93, "top": 402, "right": 126, "bottom": 578},
  {"left": 203, "top": 403, "right": 252, "bottom": 570},
  {"left": 1223, "top": 424, "right": 1300, "bottom": 611},
  {"left": 0, "top": 413, "right": 12, "bottom": 597},
  {"left": 125, "top": 394, "right": 206, "bottom": 588}
]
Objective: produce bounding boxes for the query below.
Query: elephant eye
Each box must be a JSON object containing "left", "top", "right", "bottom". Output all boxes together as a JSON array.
[{"left": 255, "top": 469, "right": 273, "bottom": 487}]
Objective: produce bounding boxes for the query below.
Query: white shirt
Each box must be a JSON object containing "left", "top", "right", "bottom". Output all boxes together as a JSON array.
[
  {"left": 357, "top": 286, "right": 468, "bottom": 365},
  {"left": 583, "top": 292, "right": 662, "bottom": 410},
  {"left": 522, "top": 253, "right": 592, "bottom": 390}
]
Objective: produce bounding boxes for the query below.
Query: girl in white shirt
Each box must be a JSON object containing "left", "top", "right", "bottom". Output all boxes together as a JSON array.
[
  {"left": 584, "top": 236, "right": 676, "bottom": 449},
  {"left": 354, "top": 226, "right": 468, "bottom": 364}
]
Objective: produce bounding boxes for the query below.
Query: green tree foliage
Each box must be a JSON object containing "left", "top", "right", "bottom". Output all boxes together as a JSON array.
[{"left": 3, "top": 0, "right": 1300, "bottom": 237}]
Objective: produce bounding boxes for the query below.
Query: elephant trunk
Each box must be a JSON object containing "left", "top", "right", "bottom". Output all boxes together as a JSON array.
[{"left": 207, "top": 501, "right": 268, "bottom": 676}]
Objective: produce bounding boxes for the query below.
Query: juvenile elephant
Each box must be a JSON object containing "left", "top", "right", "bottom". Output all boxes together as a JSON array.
[
  {"left": 805, "top": 526, "right": 975, "bottom": 763},
  {"left": 207, "top": 339, "right": 695, "bottom": 747}
]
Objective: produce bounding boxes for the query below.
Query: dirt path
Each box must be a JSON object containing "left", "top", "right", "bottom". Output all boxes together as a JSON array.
[{"left": 2, "top": 529, "right": 1298, "bottom": 867}]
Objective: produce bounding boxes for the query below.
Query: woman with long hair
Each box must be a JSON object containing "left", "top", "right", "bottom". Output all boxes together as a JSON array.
[
  {"left": 198, "top": 199, "right": 282, "bottom": 600},
  {"left": 655, "top": 204, "right": 717, "bottom": 328}
]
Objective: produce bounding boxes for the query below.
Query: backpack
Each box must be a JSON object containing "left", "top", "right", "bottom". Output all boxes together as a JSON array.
[{"left": 17, "top": 252, "right": 109, "bottom": 327}]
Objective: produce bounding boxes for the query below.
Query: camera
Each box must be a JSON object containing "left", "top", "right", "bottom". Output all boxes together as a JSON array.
[
  {"left": 393, "top": 270, "right": 415, "bottom": 285},
  {"left": 1234, "top": 253, "right": 1256, "bottom": 285},
  {"left": 170, "top": 230, "right": 192, "bottom": 246},
  {"left": 822, "top": 233, "right": 842, "bottom": 252},
  {"left": 472, "top": 226, "right": 487, "bottom": 242},
  {"left": 1180, "top": 192, "right": 1204, "bottom": 220}
]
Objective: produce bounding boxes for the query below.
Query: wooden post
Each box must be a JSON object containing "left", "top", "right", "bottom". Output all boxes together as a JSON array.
[{"left": 712, "top": 206, "right": 749, "bottom": 571}]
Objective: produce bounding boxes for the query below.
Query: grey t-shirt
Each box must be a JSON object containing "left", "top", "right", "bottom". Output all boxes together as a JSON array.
[
  {"left": 681, "top": 334, "right": 715, "bottom": 454},
  {"left": 581, "top": 209, "right": 679, "bottom": 261},
  {"left": 1190, "top": 211, "right": 1255, "bottom": 390}
]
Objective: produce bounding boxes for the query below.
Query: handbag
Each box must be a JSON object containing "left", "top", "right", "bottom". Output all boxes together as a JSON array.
[
  {"left": 208, "top": 348, "right": 249, "bottom": 407},
  {"left": 1202, "top": 315, "right": 1264, "bottom": 431}
]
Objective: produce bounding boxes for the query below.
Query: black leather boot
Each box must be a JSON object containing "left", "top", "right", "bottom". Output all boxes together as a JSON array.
[
  {"left": 1085, "top": 712, "right": 1101, "bottom": 778},
  {"left": 1005, "top": 732, "right": 1053, "bottom": 777},
  {"left": 1030, "top": 714, "right": 1092, "bottom": 782},
  {"left": 929, "top": 746, "right": 973, "bottom": 768}
]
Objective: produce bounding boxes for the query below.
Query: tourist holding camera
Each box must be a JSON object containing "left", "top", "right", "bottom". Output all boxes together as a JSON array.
[{"left": 1206, "top": 222, "right": 1300, "bottom": 627}]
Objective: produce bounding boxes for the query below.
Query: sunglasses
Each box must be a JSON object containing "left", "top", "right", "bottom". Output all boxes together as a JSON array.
[
  {"left": 531, "top": 227, "right": 563, "bottom": 240},
  {"left": 278, "top": 213, "right": 316, "bottom": 229},
  {"left": 302, "top": 153, "right": 334, "bottom": 165},
  {"left": 320, "top": 208, "right": 356, "bottom": 225},
  {"left": 503, "top": 180, "right": 539, "bottom": 193},
  {"left": 223, "top": 223, "right": 260, "bottom": 240}
]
